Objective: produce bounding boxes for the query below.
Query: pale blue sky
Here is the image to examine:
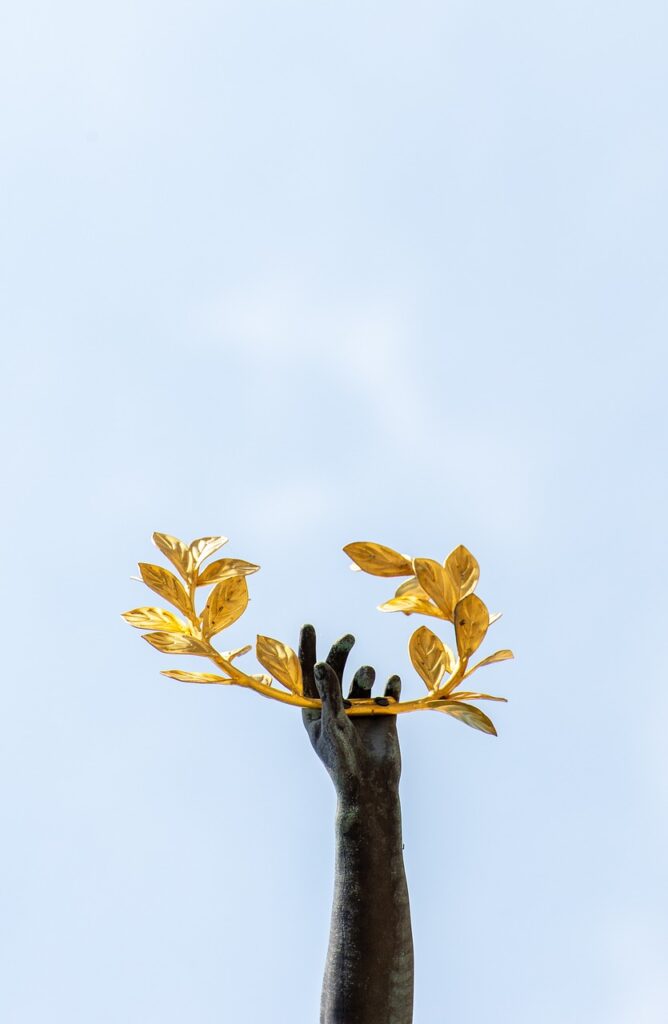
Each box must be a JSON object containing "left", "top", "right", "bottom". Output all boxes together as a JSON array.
[{"left": 1, "top": 2, "right": 667, "bottom": 1021}]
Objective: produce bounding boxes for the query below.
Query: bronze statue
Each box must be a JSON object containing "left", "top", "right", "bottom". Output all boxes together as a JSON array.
[
  {"left": 123, "top": 533, "right": 513, "bottom": 1022},
  {"left": 300, "top": 625, "right": 413, "bottom": 1023}
]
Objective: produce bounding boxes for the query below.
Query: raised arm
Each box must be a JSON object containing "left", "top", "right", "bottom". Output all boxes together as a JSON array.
[{"left": 300, "top": 625, "right": 414, "bottom": 1024}]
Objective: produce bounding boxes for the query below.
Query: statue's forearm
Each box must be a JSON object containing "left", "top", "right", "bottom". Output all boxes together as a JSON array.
[{"left": 321, "top": 785, "right": 414, "bottom": 1024}]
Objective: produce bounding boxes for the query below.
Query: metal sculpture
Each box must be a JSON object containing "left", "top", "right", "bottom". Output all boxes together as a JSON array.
[{"left": 123, "top": 533, "right": 514, "bottom": 1023}]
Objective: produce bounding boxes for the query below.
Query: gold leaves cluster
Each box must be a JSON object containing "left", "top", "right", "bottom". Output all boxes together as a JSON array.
[
  {"left": 343, "top": 542, "right": 514, "bottom": 734},
  {"left": 122, "top": 532, "right": 262, "bottom": 685},
  {"left": 123, "top": 531, "right": 319, "bottom": 707}
]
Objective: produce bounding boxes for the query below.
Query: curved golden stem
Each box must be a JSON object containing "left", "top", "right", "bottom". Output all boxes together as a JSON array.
[{"left": 206, "top": 649, "right": 453, "bottom": 716}]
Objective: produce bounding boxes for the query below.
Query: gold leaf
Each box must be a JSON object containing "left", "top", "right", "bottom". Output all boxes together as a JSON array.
[
  {"left": 413, "top": 558, "right": 458, "bottom": 620},
  {"left": 434, "top": 701, "right": 497, "bottom": 735},
  {"left": 189, "top": 536, "right": 229, "bottom": 566},
  {"left": 138, "top": 563, "right": 194, "bottom": 619},
  {"left": 343, "top": 541, "right": 413, "bottom": 577},
  {"left": 197, "top": 558, "right": 260, "bottom": 586},
  {"left": 377, "top": 595, "right": 447, "bottom": 619},
  {"left": 445, "top": 545, "right": 479, "bottom": 600},
  {"left": 454, "top": 594, "right": 490, "bottom": 657},
  {"left": 161, "top": 670, "right": 232, "bottom": 684},
  {"left": 464, "top": 649, "right": 514, "bottom": 679},
  {"left": 220, "top": 644, "right": 252, "bottom": 661},
  {"left": 447, "top": 691, "right": 508, "bottom": 702},
  {"left": 143, "top": 632, "right": 212, "bottom": 655},
  {"left": 394, "top": 576, "right": 423, "bottom": 598},
  {"left": 441, "top": 642, "right": 457, "bottom": 675},
  {"left": 121, "top": 607, "right": 189, "bottom": 633},
  {"left": 488, "top": 612, "right": 503, "bottom": 626},
  {"left": 256, "top": 635, "right": 303, "bottom": 694},
  {"left": 201, "top": 576, "right": 249, "bottom": 638},
  {"left": 390, "top": 580, "right": 455, "bottom": 637},
  {"left": 409, "top": 626, "right": 449, "bottom": 690},
  {"left": 152, "top": 532, "right": 194, "bottom": 582}
]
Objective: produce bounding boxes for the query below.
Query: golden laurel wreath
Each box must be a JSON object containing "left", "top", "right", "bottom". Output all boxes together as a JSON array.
[{"left": 123, "top": 534, "right": 514, "bottom": 736}]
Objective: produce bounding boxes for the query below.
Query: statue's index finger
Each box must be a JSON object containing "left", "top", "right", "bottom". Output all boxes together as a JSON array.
[{"left": 299, "top": 623, "right": 318, "bottom": 699}]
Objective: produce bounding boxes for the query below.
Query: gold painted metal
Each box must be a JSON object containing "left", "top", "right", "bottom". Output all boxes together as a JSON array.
[
  {"left": 414, "top": 558, "right": 458, "bottom": 620},
  {"left": 256, "top": 635, "right": 304, "bottom": 695},
  {"left": 408, "top": 626, "right": 450, "bottom": 690},
  {"left": 123, "top": 534, "right": 513, "bottom": 736},
  {"left": 343, "top": 541, "right": 414, "bottom": 577}
]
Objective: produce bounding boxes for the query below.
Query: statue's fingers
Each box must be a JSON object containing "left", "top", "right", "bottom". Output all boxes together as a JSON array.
[
  {"left": 314, "top": 661, "right": 345, "bottom": 723},
  {"left": 299, "top": 623, "right": 318, "bottom": 700},
  {"left": 384, "top": 674, "right": 402, "bottom": 702},
  {"left": 325, "top": 634, "right": 355, "bottom": 688},
  {"left": 348, "top": 665, "right": 376, "bottom": 699}
]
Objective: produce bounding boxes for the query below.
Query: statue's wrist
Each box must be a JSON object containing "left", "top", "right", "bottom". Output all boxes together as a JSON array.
[{"left": 337, "top": 781, "right": 402, "bottom": 823}]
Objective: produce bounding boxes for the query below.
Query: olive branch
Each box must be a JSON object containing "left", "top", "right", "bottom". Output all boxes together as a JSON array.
[
  {"left": 123, "top": 533, "right": 513, "bottom": 735},
  {"left": 343, "top": 541, "right": 513, "bottom": 734}
]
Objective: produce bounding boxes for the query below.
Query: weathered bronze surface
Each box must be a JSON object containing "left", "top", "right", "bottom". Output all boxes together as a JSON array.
[{"left": 300, "top": 625, "right": 414, "bottom": 1024}]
